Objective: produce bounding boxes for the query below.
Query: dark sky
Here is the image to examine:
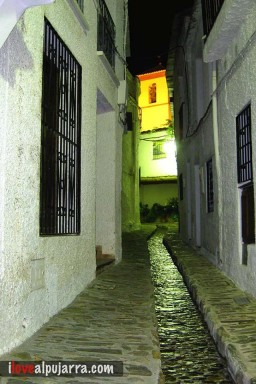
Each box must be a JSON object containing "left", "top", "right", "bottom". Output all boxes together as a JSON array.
[{"left": 127, "top": 0, "right": 194, "bottom": 76}]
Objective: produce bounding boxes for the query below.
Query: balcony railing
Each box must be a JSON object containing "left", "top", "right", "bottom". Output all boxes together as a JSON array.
[
  {"left": 201, "top": 0, "right": 225, "bottom": 37},
  {"left": 97, "top": 0, "right": 116, "bottom": 70}
]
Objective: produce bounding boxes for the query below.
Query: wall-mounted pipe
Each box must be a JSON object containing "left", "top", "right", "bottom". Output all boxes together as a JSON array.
[{"left": 212, "top": 61, "right": 223, "bottom": 267}]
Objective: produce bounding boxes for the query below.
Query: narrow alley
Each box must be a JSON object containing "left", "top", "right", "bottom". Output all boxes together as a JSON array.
[
  {"left": 1, "top": 225, "right": 256, "bottom": 383},
  {"left": 1, "top": 1, "right": 256, "bottom": 383}
]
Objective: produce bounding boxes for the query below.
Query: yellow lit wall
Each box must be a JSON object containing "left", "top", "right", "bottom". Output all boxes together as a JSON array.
[{"left": 138, "top": 70, "right": 171, "bottom": 132}]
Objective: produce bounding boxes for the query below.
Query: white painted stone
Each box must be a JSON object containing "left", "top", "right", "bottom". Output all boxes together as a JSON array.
[
  {"left": 170, "top": 0, "right": 256, "bottom": 298},
  {"left": 203, "top": 0, "right": 252, "bottom": 62},
  {"left": 0, "top": 0, "right": 127, "bottom": 354},
  {"left": 0, "top": 0, "right": 55, "bottom": 49}
]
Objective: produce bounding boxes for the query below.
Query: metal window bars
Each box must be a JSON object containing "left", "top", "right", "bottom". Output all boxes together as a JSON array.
[
  {"left": 40, "top": 19, "right": 82, "bottom": 235},
  {"left": 76, "top": 0, "right": 84, "bottom": 12},
  {"left": 97, "top": 0, "right": 116, "bottom": 69},
  {"left": 236, "top": 104, "right": 253, "bottom": 184},
  {"left": 206, "top": 158, "right": 214, "bottom": 212},
  {"left": 201, "top": 0, "right": 225, "bottom": 38}
]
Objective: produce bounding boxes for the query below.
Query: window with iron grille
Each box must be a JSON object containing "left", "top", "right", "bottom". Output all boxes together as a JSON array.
[
  {"left": 206, "top": 158, "right": 214, "bottom": 212},
  {"left": 97, "top": 0, "right": 116, "bottom": 69},
  {"left": 236, "top": 104, "right": 255, "bottom": 244},
  {"left": 76, "top": 0, "right": 84, "bottom": 12},
  {"left": 236, "top": 104, "right": 253, "bottom": 184},
  {"left": 201, "top": 0, "right": 225, "bottom": 38},
  {"left": 40, "top": 19, "right": 82, "bottom": 236},
  {"left": 153, "top": 141, "right": 166, "bottom": 160}
]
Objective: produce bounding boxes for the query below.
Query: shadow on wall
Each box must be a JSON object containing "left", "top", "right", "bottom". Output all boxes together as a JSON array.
[
  {"left": 140, "top": 197, "right": 179, "bottom": 223},
  {"left": 0, "top": 25, "right": 34, "bottom": 87}
]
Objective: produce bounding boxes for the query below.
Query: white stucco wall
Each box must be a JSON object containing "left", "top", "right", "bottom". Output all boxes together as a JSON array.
[
  {"left": 173, "top": 0, "right": 220, "bottom": 258},
  {"left": 173, "top": 0, "right": 256, "bottom": 298},
  {"left": 0, "top": 0, "right": 125, "bottom": 354},
  {"left": 216, "top": 1, "right": 256, "bottom": 296}
]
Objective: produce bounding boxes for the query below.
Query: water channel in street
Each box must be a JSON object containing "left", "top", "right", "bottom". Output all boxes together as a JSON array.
[{"left": 148, "top": 229, "right": 234, "bottom": 384}]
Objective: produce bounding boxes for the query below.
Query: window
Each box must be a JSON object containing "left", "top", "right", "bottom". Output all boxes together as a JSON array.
[
  {"left": 206, "top": 158, "right": 214, "bottom": 212},
  {"left": 149, "top": 83, "right": 156, "bottom": 103},
  {"left": 236, "top": 104, "right": 253, "bottom": 184},
  {"left": 153, "top": 141, "right": 166, "bottom": 160},
  {"left": 40, "top": 19, "right": 82, "bottom": 235},
  {"left": 201, "top": 0, "right": 225, "bottom": 38},
  {"left": 76, "top": 0, "right": 84, "bottom": 12},
  {"left": 97, "top": 0, "right": 116, "bottom": 69},
  {"left": 236, "top": 104, "right": 255, "bottom": 244}
]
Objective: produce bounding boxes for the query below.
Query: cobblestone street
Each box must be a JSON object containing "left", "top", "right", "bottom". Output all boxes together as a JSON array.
[
  {"left": 1, "top": 224, "right": 256, "bottom": 383},
  {"left": 0, "top": 225, "right": 161, "bottom": 384},
  {"left": 149, "top": 229, "right": 234, "bottom": 383}
]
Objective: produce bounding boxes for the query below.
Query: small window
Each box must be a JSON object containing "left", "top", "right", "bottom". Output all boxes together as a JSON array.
[
  {"left": 236, "top": 104, "right": 253, "bottom": 184},
  {"left": 236, "top": 104, "right": 255, "bottom": 244},
  {"left": 76, "top": 0, "right": 84, "bottom": 12},
  {"left": 153, "top": 141, "right": 166, "bottom": 160},
  {"left": 149, "top": 83, "right": 156, "bottom": 103},
  {"left": 206, "top": 158, "right": 214, "bottom": 212}
]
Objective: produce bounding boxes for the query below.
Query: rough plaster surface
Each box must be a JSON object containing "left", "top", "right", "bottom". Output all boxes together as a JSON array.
[
  {"left": 0, "top": 0, "right": 125, "bottom": 354},
  {"left": 217, "top": 1, "right": 256, "bottom": 297},
  {"left": 173, "top": 1, "right": 219, "bottom": 258},
  {"left": 174, "top": 0, "right": 256, "bottom": 299},
  {"left": 203, "top": 0, "right": 252, "bottom": 62}
]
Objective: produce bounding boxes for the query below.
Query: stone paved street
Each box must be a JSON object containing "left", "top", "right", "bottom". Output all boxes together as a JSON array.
[
  {"left": 0, "top": 225, "right": 162, "bottom": 384},
  {"left": 149, "top": 229, "right": 234, "bottom": 383},
  {"left": 1, "top": 224, "right": 256, "bottom": 383},
  {"left": 163, "top": 225, "right": 256, "bottom": 384}
]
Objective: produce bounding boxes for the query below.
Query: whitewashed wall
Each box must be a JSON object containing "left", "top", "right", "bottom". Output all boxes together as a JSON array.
[
  {"left": 0, "top": 0, "right": 125, "bottom": 354},
  {"left": 173, "top": 0, "right": 256, "bottom": 298},
  {"left": 173, "top": 0, "right": 220, "bottom": 257},
  {"left": 216, "top": 1, "right": 256, "bottom": 296}
]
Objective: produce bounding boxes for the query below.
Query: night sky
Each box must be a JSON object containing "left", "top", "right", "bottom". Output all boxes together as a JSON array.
[{"left": 127, "top": 0, "right": 194, "bottom": 76}]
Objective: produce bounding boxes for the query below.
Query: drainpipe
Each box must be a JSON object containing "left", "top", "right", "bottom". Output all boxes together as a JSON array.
[
  {"left": 123, "top": 0, "right": 128, "bottom": 80},
  {"left": 0, "top": 0, "right": 55, "bottom": 49},
  {"left": 212, "top": 61, "right": 223, "bottom": 267}
]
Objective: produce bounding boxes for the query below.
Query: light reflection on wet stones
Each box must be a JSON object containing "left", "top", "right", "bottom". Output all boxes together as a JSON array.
[{"left": 148, "top": 231, "right": 234, "bottom": 383}]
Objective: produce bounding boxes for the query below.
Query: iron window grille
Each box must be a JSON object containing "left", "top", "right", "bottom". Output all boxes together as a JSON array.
[
  {"left": 153, "top": 141, "right": 166, "bottom": 160},
  {"left": 201, "top": 0, "right": 225, "bottom": 38},
  {"left": 40, "top": 19, "right": 82, "bottom": 236},
  {"left": 206, "top": 158, "right": 214, "bottom": 212},
  {"left": 236, "top": 104, "right": 253, "bottom": 184},
  {"left": 76, "top": 0, "right": 84, "bottom": 12},
  {"left": 236, "top": 104, "right": 255, "bottom": 244},
  {"left": 97, "top": 0, "right": 116, "bottom": 69}
]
